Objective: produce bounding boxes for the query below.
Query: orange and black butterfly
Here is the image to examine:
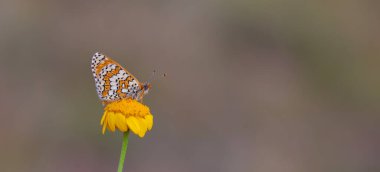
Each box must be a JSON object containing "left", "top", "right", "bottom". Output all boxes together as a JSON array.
[{"left": 91, "top": 52, "right": 151, "bottom": 103}]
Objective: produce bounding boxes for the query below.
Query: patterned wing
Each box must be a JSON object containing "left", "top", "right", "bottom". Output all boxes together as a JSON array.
[{"left": 91, "top": 52, "right": 142, "bottom": 101}]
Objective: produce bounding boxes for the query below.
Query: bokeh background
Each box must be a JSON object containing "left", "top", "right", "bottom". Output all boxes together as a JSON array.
[{"left": 0, "top": 1, "right": 379, "bottom": 172}]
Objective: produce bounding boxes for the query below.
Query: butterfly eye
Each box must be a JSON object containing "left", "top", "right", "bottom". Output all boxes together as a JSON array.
[{"left": 144, "top": 84, "right": 150, "bottom": 90}]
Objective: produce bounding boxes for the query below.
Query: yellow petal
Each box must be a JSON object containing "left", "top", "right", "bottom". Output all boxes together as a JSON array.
[
  {"left": 137, "top": 118, "right": 147, "bottom": 138},
  {"left": 100, "top": 112, "right": 107, "bottom": 125},
  {"left": 115, "top": 113, "right": 128, "bottom": 132},
  {"left": 144, "top": 115, "right": 153, "bottom": 130},
  {"left": 102, "top": 115, "right": 108, "bottom": 134},
  {"left": 107, "top": 112, "right": 116, "bottom": 132},
  {"left": 126, "top": 116, "right": 140, "bottom": 135}
]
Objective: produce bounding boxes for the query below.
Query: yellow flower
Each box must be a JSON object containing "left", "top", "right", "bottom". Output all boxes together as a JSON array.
[{"left": 100, "top": 99, "right": 153, "bottom": 138}]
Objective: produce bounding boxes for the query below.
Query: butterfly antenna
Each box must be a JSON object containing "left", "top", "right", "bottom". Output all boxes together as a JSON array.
[
  {"left": 147, "top": 70, "right": 166, "bottom": 83},
  {"left": 147, "top": 70, "right": 156, "bottom": 83}
]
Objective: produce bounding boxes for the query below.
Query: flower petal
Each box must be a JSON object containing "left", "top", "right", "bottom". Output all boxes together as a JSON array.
[
  {"left": 137, "top": 118, "right": 147, "bottom": 138},
  {"left": 144, "top": 115, "right": 153, "bottom": 130},
  {"left": 102, "top": 112, "right": 109, "bottom": 134},
  {"left": 126, "top": 116, "right": 140, "bottom": 135},
  {"left": 115, "top": 113, "right": 128, "bottom": 132},
  {"left": 100, "top": 111, "right": 107, "bottom": 125},
  {"left": 107, "top": 112, "right": 116, "bottom": 132}
]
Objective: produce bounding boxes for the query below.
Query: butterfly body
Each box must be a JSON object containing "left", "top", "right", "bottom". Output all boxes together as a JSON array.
[{"left": 91, "top": 52, "right": 150, "bottom": 103}]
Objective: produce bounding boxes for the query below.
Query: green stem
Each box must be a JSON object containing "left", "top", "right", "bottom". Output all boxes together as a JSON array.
[{"left": 117, "top": 131, "right": 130, "bottom": 172}]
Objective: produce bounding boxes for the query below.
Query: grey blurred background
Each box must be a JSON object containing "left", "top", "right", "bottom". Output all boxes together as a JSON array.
[{"left": 0, "top": 0, "right": 379, "bottom": 172}]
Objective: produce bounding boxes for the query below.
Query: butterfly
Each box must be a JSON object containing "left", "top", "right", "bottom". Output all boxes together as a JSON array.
[{"left": 91, "top": 52, "right": 151, "bottom": 103}]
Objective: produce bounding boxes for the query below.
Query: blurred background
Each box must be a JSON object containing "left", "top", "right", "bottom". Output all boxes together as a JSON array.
[{"left": 0, "top": 0, "right": 379, "bottom": 172}]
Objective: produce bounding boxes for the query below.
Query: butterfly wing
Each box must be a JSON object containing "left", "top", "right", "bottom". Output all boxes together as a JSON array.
[{"left": 91, "top": 52, "right": 142, "bottom": 101}]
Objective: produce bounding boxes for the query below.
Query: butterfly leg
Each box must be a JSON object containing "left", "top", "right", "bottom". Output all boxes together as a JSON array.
[
  {"left": 138, "top": 91, "right": 144, "bottom": 103},
  {"left": 140, "top": 94, "right": 144, "bottom": 103}
]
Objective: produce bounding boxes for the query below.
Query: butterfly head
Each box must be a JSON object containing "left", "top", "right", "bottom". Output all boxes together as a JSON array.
[{"left": 142, "top": 82, "right": 152, "bottom": 95}]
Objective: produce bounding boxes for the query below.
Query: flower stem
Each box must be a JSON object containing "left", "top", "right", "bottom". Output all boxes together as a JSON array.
[{"left": 117, "top": 131, "right": 130, "bottom": 172}]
